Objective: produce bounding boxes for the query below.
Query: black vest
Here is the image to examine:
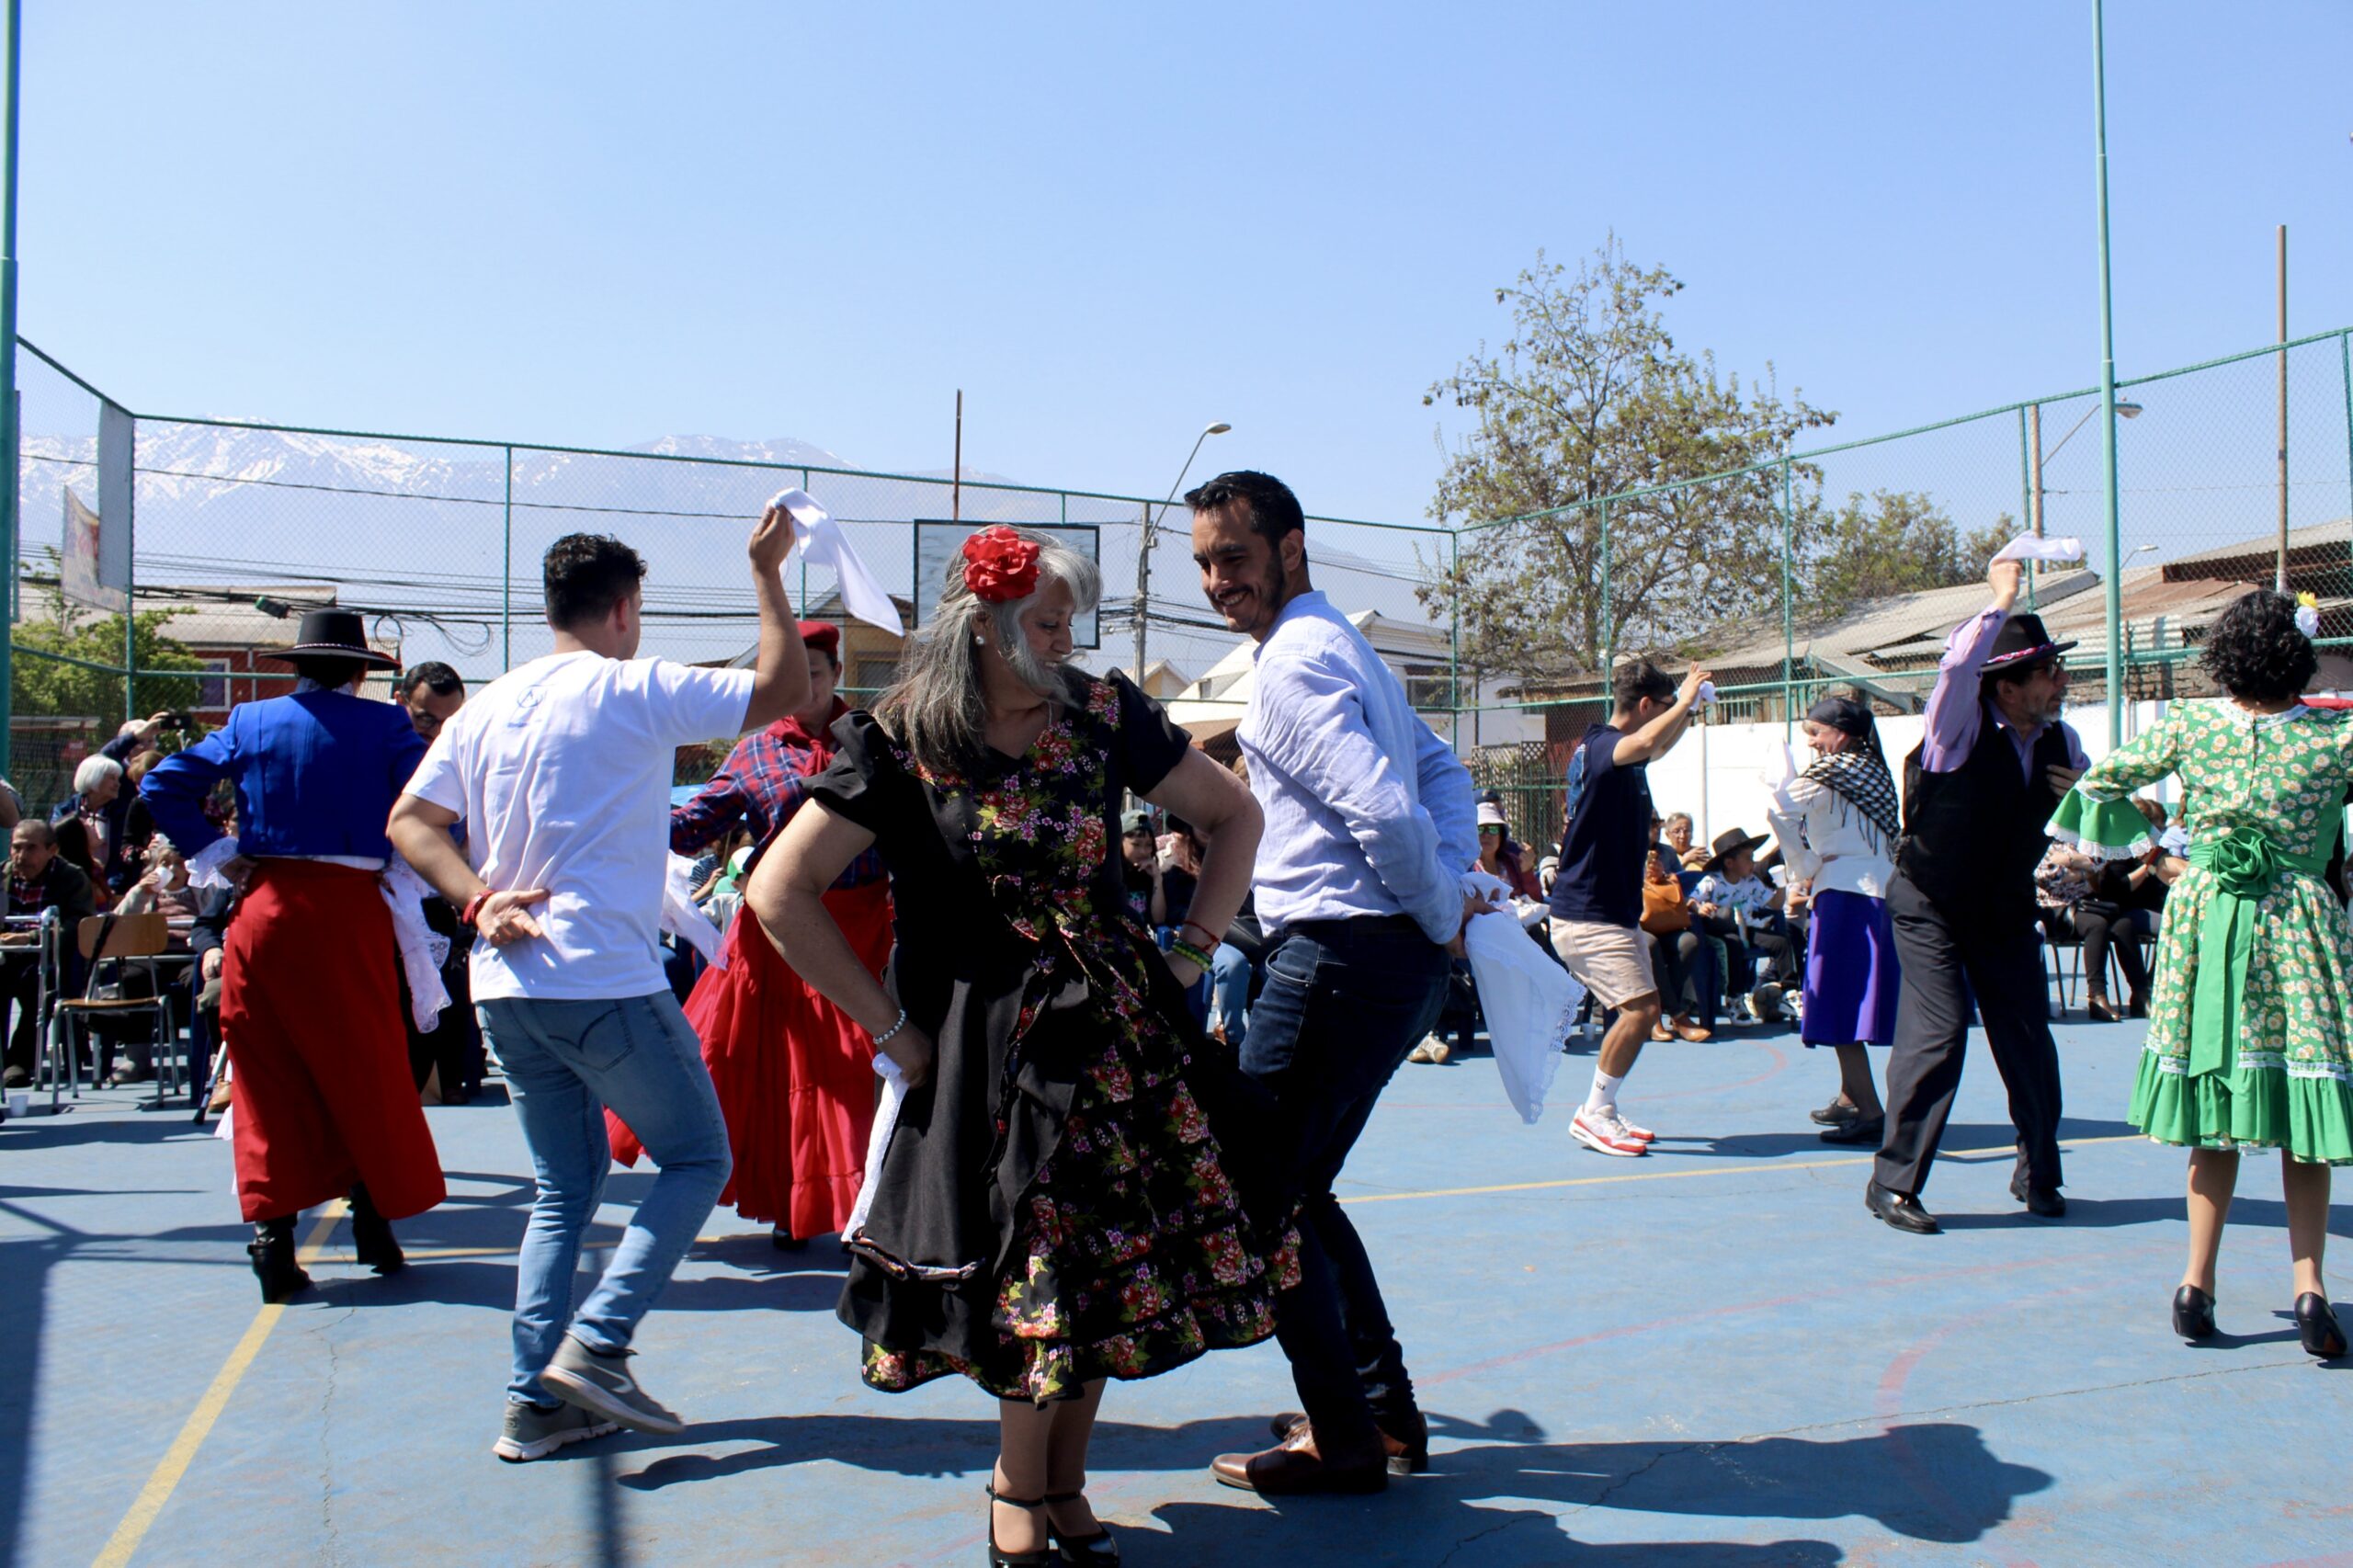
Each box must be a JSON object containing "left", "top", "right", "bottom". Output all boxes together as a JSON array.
[{"left": 1898, "top": 710, "right": 2073, "bottom": 921}]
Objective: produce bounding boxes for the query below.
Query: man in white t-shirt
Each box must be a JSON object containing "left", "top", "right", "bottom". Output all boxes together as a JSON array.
[{"left": 389, "top": 511, "right": 808, "bottom": 1462}]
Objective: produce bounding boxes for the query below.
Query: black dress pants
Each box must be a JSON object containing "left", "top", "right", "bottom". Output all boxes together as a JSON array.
[
  {"left": 1874, "top": 871, "right": 2065, "bottom": 1197},
  {"left": 1241, "top": 916, "right": 1450, "bottom": 1453}
]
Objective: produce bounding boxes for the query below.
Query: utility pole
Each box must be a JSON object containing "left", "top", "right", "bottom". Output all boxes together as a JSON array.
[
  {"left": 2277, "top": 223, "right": 2290, "bottom": 592},
  {"left": 2092, "top": 0, "right": 2126, "bottom": 747},
  {"left": 0, "top": 0, "right": 21, "bottom": 780}
]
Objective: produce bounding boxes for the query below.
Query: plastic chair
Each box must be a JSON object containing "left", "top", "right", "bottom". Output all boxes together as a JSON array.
[{"left": 60, "top": 913, "right": 179, "bottom": 1103}]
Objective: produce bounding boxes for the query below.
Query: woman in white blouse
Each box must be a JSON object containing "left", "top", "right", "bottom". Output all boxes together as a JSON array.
[{"left": 1766, "top": 695, "right": 1904, "bottom": 1145}]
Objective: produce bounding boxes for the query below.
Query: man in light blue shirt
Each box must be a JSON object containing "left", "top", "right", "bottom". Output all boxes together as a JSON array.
[{"left": 1188, "top": 470, "right": 1478, "bottom": 1497}]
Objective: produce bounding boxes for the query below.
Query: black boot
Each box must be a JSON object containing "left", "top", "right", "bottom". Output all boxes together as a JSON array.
[
  {"left": 348, "top": 1185, "right": 405, "bottom": 1275},
  {"left": 248, "top": 1217, "right": 312, "bottom": 1303}
]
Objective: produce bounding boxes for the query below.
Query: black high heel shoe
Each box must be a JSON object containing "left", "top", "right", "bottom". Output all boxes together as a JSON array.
[
  {"left": 248, "top": 1217, "right": 312, "bottom": 1303},
  {"left": 348, "top": 1184, "right": 404, "bottom": 1275},
  {"left": 2171, "top": 1285, "right": 2216, "bottom": 1342},
  {"left": 984, "top": 1483, "right": 1053, "bottom": 1567},
  {"left": 2294, "top": 1293, "right": 2347, "bottom": 1359},
  {"left": 1042, "top": 1490, "right": 1119, "bottom": 1564}
]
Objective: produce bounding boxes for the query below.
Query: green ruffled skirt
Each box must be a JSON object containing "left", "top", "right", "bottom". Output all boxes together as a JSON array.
[{"left": 2126, "top": 865, "right": 2353, "bottom": 1165}]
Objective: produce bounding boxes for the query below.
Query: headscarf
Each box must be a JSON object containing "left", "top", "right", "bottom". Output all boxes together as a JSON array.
[{"left": 1799, "top": 695, "right": 1901, "bottom": 847}]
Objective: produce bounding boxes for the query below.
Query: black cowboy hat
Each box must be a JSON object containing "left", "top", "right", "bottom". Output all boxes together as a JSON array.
[
  {"left": 261, "top": 608, "right": 400, "bottom": 670},
  {"left": 1702, "top": 826, "right": 1770, "bottom": 874},
  {"left": 1979, "top": 612, "right": 2078, "bottom": 675}
]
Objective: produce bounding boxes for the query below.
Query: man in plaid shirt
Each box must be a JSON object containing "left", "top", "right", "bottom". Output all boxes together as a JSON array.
[{"left": 671, "top": 620, "right": 885, "bottom": 889}]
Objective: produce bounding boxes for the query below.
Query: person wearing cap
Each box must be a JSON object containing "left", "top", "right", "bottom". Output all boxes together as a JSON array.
[
  {"left": 618, "top": 619, "right": 894, "bottom": 1252},
  {"left": 1547, "top": 656, "right": 1715, "bottom": 1160},
  {"left": 1869, "top": 558, "right": 2086, "bottom": 1233},
  {"left": 1118, "top": 807, "right": 1167, "bottom": 928},
  {"left": 1767, "top": 694, "right": 1904, "bottom": 1147},
  {"left": 1688, "top": 827, "right": 1797, "bottom": 1024},
  {"left": 139, "top": 608, "right": 445, "bottom": 1302}
]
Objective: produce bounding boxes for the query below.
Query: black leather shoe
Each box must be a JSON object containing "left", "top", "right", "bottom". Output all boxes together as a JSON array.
[
  {"left": 348, "top": 1185, "right": 404, "bottom": 1275},
  {"left": 248, "top": 1218, "right": 312, "bottom": 1303},
  {"left": 771, "top": 1226, "right": 806, "bottom": 1252},
  {"left": 2086, "top": 995, "right": 2125, "bottom": 1024},
  {"left": 2172, "top": 1285, "right": 2216, "bottom": 1342},
  {"left": 1865, "top": 1180, "right": 1940, "bottom": 1234},
  {"left": 2295, "top": 1293, "right": 2347, "bottom": 1359},
  {"left": 1819, "top": 1116, "right": 1885, "bottom": 1146},
  {"left": 1041, "top": 1490, "right": 1119, "bottom": 1564},
  {"left": 2008, "top": 1173, "right": 2067, "bottom": 1218},
  {"left": 1810, "top": 1099, "right": 1860, "bottom": 1127},
  {"left": 1268, "top": 1408, "right": 1429, "bottom": 1475}
]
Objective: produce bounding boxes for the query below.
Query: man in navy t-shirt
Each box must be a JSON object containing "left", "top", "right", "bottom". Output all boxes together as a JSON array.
[{"left": 1547, "top": 656, "right": 1711, "bottom": 1157}]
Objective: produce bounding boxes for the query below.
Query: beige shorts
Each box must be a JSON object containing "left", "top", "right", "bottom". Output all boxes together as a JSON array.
[{"left": 1547, "top": 917, "right": 1658, "bottom": 1009}]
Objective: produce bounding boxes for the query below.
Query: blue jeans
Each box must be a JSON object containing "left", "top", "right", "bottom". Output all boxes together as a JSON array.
[
  {"left": 1241, "top": 916, "right": 1450, "bottom": 1451},
  {"left": 479, "top": 993, "right": 731, "bottom": 1406},
  {"left": 1208, "top": 942, "right": 1251, "bottom": 1045}
]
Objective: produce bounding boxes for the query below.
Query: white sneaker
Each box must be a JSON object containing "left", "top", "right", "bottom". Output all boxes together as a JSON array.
[{"left": 1570, "top": 1106, "right": 1648, "bottom": 1157}]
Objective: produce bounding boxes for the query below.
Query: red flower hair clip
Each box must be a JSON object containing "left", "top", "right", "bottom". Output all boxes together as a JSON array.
[{"left": 961, "top": 526, "right": 1041, "bottom": 604}]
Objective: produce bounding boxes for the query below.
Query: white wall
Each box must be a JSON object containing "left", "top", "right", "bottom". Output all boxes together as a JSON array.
[{"left": 1643, "top": 699, "right": 2175, "bottom": 849}]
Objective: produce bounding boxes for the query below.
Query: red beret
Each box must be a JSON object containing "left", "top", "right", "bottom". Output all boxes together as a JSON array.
[{"left": 798, "top": 620, "right": 841, "bottom": 656}]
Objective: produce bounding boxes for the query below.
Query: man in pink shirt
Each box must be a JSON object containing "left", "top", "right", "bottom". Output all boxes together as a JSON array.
[{"left": 1869, "top": 559, "right": 2086, "bottom": 1234}]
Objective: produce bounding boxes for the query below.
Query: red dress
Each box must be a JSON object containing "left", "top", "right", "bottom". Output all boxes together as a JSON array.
[{"left": 611, "top": 701, "right": 895, "bottom": 1237}]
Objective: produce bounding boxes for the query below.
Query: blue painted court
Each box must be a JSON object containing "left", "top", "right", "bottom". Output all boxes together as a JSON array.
[{"left": 6, "top": 1016, "right": 2347, "bottom": 1567}]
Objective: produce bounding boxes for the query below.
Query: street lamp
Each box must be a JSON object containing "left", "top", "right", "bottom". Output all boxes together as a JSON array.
[
  {"left": 1131, "top": 421, "right": 1231, "bottom": 687},
  {"left": 2027, "top": 395, "right": 2143, "bottom": 608}
]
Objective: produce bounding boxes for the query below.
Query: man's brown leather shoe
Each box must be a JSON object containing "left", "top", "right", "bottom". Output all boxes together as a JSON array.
[
  {"left": 1267, "top": 1410, "right": 1429, "bottom": 1474},
  {"left": 1211, "top": 1427, "right": 1388, "bottom": 1495}
]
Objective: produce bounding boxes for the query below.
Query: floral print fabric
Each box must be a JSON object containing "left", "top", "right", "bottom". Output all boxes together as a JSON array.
[
  {"left": 2072, "top": 700, "right": 2353, "bottom": 1164},
  {"left": 860, "top": 679, "right": 1299, "bottom": 1401}
]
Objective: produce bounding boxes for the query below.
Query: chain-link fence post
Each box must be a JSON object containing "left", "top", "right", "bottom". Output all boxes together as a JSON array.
[
  {"left": 1779, "top": 456, "right": 1794, "bottom": 737},
  {"left": 2017, "top": 405, "right": 2037, "bottom": 612},
  {"left": 1597, "top": 498, "right": 1612, "bottom": 680}
]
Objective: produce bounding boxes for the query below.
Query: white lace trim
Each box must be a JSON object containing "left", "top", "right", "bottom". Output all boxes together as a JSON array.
[{"left": 2144, "top": 1045, "right": 2353, "bottom": 1083}]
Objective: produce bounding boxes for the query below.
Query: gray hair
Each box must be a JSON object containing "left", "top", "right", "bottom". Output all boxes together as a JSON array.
[
  {"left": 881, "top": 528, "right": 1100, "bottom": 778},
  {"left": 74, "top": 755, "right": 124, "bottom": 798}
]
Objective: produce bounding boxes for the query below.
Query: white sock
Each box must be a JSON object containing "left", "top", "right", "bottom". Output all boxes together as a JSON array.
[{"left": 1585, "top": 1069, "right": 1625, "bottom": 1115}]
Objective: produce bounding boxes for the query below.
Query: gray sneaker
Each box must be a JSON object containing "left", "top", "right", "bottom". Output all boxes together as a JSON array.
[
  {"left": 494, "top": 1398, "right": 619, "bottom": 1462},
  {"left": 537, "top": 1335, "right": 684, "bottom": 1436}
]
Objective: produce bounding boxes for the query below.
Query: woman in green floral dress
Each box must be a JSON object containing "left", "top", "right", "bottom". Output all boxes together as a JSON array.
[
  {"left": 2052, "top": 589, "right": 2349, "bottom": 1358},
  {"left": 747, "top": 526, "right": 1297, "bottom": 1564}
]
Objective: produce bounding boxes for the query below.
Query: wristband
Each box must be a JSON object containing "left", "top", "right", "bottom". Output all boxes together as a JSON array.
[
  {"left": 460, "top": 889, "right": 492, "bottom": 927},
  {"left": 870, "top": 1007, "right": 910, "bottom": 1046},
  {"left": 1179, "top": 920, "right": 1222, "bottom": 953},
  {"left": 1168, "top": 937, "right": 1214, "bottom": 971}
]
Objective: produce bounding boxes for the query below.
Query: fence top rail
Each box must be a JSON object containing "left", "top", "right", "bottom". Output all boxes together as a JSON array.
[
  {"left": 17, "top": 337, "right": 1432, "bottom": 539},
  {"left": 1454, "top": 324, "right": 2353, "bottom": 537}
]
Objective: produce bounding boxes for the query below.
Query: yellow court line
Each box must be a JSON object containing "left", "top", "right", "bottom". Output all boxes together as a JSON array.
[
  {"left": 1337, "top": 1132, "right": 2150, "bottom": 1205},
  {"left": 91, "top": 1202, "right": 346, "bottom": 1568}
]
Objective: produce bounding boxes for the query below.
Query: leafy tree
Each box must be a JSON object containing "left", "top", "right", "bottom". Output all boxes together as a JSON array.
[
  {"left": 1803, "top": 491, "right": 2016, "bottom": 621},
  {"left": 1421, "top": 239, "right": 1836, "bottom": 680},
  {"left": 11, "top": 580, "right": 207, "bottom": 724}
]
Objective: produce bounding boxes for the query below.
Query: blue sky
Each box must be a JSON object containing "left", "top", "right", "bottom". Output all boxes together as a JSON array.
[{"left": 19, "top": 1, "right": 2353, "bottom": 525}]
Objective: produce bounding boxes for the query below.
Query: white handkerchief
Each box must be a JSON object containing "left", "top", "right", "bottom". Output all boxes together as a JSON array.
[
  {"left": 770, "top": 488, "right": 904, "bottom": 635},
  {"left": 1991, "top": 534, "right": 2086, "bottom": 565}
]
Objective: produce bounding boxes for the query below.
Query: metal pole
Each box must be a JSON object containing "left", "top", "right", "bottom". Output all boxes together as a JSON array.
[
  {"left": 2277, "top": 223, "right": 2290, "bottom": 592},
  {"left": 122, "top": 477, "right": 135, "bottom": 724},
  {"left": 1131, "top": 503, "right": 1150, "bottom": 685},
  {"left": 2093, "top": 0, "right": 2126, "bottom": 747},
  {"left": 1597, "top": 500, "right": 1612, "bottom": 684},
  {"left": 2027, "top": 403, "right": 2045, "bottom": 610},
  {"left": 2341, "top": 331, "right": 2352, "bottom": 597},
  {"left": 1449, "top": 526, "right": 1462, "bottom": 751},
  {"left": 1779, "top": 457, "right": 1793, "bottom": 737},
  {"left": 951, "top": 390, "right": 962, "bottom": 523},
  {"left": 0, "top": 0, "right": 21, "bottom": 781},
  {"left": 500, "top": 444, "right": 513, "bottom": 671}
]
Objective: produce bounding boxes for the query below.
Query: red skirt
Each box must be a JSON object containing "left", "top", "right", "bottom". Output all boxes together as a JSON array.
[
  {"left": 610, "top": 881, "right": 893, "bottom": 1237},
  {"left": 222, "top": 861, "right": 447, "bottom": 1224}
]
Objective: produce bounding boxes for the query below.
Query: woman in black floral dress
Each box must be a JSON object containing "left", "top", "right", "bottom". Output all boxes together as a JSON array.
[{"left": 747, "top": 525, "right": 1291, "bottom": 1566}]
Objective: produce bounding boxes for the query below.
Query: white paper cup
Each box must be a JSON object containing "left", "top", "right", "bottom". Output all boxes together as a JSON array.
[{"left": 6, "top": 1090, "right": 28, "bottom": 1119}]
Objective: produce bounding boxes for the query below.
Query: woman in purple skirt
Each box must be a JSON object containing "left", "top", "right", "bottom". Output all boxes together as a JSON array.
[{"left": 1767, "top": 694, "right": 1904, "bottom": 1145}]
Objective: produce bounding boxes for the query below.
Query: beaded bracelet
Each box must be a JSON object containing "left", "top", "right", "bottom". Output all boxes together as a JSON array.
[
  {"left": 870, "top": 1007, "right": 910, "bottom": 1045},
  {"left": 1167, "top": 937, "right": 1215, "bottom": 971}
]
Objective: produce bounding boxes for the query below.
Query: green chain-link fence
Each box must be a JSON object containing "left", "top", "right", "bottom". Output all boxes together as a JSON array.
[{"left": 11, "top": 329, "right": 2352, "bottom": 845}]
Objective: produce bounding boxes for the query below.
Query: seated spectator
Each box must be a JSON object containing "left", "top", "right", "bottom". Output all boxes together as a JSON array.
[
  {"left": 50, "top": 817, "right": 111, "bottom": 911},
  {"left": 2034, "top": 840, "right": 2151, "bottom": 1022},
  {"left": 1690, "top": 827, "right": 1798, "bottom": 1023},
  {"left": 1641, "top": 845, "right": 1712, "bottom": 1040},
  {"left": 89, "top": 839, "right": 198, "bottom": 1085},
  {"left": 1664, "top": 811, "right": 1709, "bottom": 871},
  {"left": 115, "top": 839, "right": 198, "bottom": 917},
  {"left": 1475, "top": 801, "right": 1543, "bottom": 899},
  {"left": 53, "top": 713, "right": 172, "bottom": 895},
  {"left": 1, "top": 819, "right": 97, "bottom": 1088}
]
